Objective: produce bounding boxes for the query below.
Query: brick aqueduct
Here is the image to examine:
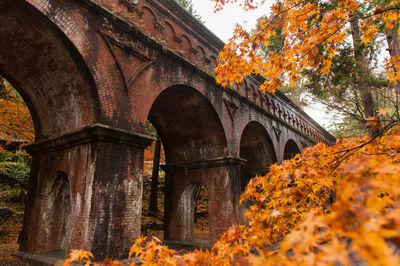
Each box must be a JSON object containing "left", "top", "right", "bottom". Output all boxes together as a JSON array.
[{"left": 0, "top": 0, "right": 335, "bottom": 260}]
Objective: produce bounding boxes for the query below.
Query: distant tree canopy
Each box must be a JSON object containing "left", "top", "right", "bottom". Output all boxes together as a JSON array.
[{"left": 0, "top": 76, "right": 34, "bottom": 144}]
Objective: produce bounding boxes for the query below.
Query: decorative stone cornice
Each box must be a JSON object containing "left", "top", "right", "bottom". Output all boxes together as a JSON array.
[
  {"left": 162, "top": 156, "right": 247, "bottom": 171},
  {"left": 25, "top": 124, "right": 155, "bottom": 155},
  {"left": 154, "top": 0, "right": 225, "bottom": 51}
]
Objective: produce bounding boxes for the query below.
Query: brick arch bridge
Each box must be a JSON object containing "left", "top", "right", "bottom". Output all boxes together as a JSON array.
[{"left": 0, "top": 0, "right": 335, "bottom": 260}]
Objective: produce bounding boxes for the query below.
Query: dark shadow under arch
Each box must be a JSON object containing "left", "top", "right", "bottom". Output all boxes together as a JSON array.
[
  {"left": 283, "top": 139, "right": 301, "bottom": 160},
  {"left": 240, "top": 121, "right": 277, "bottom": 191},
  {"left": 148, "top": 85, "right": 227, "bottom": 163}
]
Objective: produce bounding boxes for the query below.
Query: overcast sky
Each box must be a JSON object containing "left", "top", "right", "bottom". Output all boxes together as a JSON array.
[
  {"left": 190, "top": 0, "right": 333, "bottom": 130},
  {"left": 191, "top": 1, "right": 268, "bottom": 43}
]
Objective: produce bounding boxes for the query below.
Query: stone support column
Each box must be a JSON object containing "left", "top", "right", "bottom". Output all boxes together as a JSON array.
[
  {"left": 18, "top": 124, "right": 154, "bottom": 260},
  {"left": 163, "top": 157, "right": 246, "bottom": 243}
]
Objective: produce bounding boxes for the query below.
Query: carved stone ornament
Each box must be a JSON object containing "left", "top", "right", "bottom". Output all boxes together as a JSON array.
[
  {"left": 100, "top": 30, "right": 152, "bottom": 91},
  {"left": 223, "top": 99, "right": 239, "bottom": 121},
  {"left": 273, "top": 126, "right": 282, "bottom": 142}
]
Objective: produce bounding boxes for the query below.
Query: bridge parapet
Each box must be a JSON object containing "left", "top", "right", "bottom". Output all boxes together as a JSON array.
[{"left": 91, "top": 0, "right": 335, "bottom": 145}]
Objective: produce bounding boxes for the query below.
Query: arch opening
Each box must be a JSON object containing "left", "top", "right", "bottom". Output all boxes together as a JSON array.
[
  {"left": 239, "top": 122, "right": 277, "bottom": 192},
  {"left": 147, "top": 85, "right": 227, "bottom": 163},
  {"left": 143, "top": 85, "right": 226, "bottom": 244},
  {"left": 141, "top": 121, "right": 166, "bottom": 240},
  {"left": 0, "top": 0, "right": 98, "bottom": 141},
  {"left": 181, "top": 183, "right": 210, "bottom": 241},
  {"left": 0, "top": 75, "right": 34, "bottom": 253},
  {"left": 193, "top": 185, "right": 209, "bottom": 241},
  {"left": 283, "top": 139, "right": 301, "bottom": 160}
]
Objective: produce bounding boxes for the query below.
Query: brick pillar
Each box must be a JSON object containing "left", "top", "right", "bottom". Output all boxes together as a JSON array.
[
  {"left": 163, "top": 157, "right": 246, "bottom": 243},
  {"left": 18, "top": 124, "right": 154, "bottom": 260}
]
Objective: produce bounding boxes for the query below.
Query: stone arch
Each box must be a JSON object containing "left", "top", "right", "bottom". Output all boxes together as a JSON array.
[
  {"left": 241, "top": 80, "right": 248, "bottom": 97},
  {"left": 163, "top": 21, "right": 177, "bottom": 49},
  {"left": 258, "top": 91, "right": 264, "bottom": 107},
  {"left": 250, "top": 85, "right": 257, "bottom": 103},
  {"left": 147, "top": 85, "right": 237, "bottom": 244},
  {"left": 283, "top": 139, "right": 301, "bottom": 160},
  {"left": 180, "top": 34, "right": 192, "bottom": 60},
  {"left": 276, "top": 104, "right": 281, "bottom": 119},
  {"left": 180, "top": 182, "right": 209, "bottom": 240},
  {"left": 196, "top": 45, "right": 206, "bottom": 65},
  {"left": 39, "top": 171, "right": 71, "bottom": 252},
  {"left": 0, "top": 0, "right": 99, "bottom": 141},
  {"left": 141, "top": 6, "right": 157, "bottom": 35},
  {"left": 283, "top": 110, "right": 288, "bottom": 122},
  {"left": 147, "top": 85, "right": 227, "bottom": 163},
  {"left": 0, "top": 1, "right": 112, "bottom": 258},
  {"left": 265, "top": 94, "right": 271, "bottom": 112},
  {"left": 239, "top": 121, "right": 277, "bottom": 191},
  {"left": 245, "top": 82, "right": 251, "bottom": 98},
  {"left": 272, "top": 101, "right": 276, "bottom": 115},
  {"left": 209, "top": 55, "right": 217, "bottom": 72}
]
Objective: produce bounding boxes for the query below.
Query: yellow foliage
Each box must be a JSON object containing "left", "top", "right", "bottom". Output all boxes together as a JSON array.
[
  {"left": 212, "top": 0, "right": 400, "bottom": 92},
  {"left": 0, "top": 79, "right": 34, "bottom": 144},
  {"left": 65, "top": 124, "right": 400, "bottom": 265}
]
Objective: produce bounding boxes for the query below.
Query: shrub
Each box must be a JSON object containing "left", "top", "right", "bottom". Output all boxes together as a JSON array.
[{"left": 0, "top": 162, "right": 30, "bottom": 187}]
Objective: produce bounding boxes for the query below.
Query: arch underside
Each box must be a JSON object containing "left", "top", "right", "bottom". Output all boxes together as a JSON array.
[
  {"left": 240, "top": 121, "right": 277, "bottom": 190},
  {"left": 148, "top": 85, "right": 228, "bottom": 243},
  {"left": 0, "top": 0, "right": 98, "bottom": 141},
  {"left": 148, "top": 85, "right": 227, "bottom": 163},
  {"left": 283, "top": 139, "right": 301, "bottom": 160}
]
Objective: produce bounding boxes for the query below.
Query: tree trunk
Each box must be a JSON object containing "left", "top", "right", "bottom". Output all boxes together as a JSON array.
[
  {"left": 384, "top": 28, "right": 400, "bottom": 89},
  {"left": 148, "top": 135, "right": 161, "bottom": 214},
  {"left": 385, "top": 28, "right": 400, "bottom": 60},
  {"left": 350, "top": 15, "right": 376, "bottom": 136},
  {"left": 193, "top": 185, "right": 201, "bottom": 223}
]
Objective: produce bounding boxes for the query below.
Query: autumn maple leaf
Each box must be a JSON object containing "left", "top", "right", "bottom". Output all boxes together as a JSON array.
[{"left": 377, "top": 108, "right": 389, "bottom": 116}]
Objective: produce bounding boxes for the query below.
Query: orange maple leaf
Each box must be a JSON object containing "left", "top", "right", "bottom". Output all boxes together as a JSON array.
[{"left": 377, "top": 108, "right": 389, "bottom": 116}]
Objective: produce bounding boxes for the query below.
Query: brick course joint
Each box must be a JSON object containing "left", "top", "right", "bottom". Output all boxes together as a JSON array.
[{"left": 162, "top": 156, "right": 247, "bottom": 171}]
